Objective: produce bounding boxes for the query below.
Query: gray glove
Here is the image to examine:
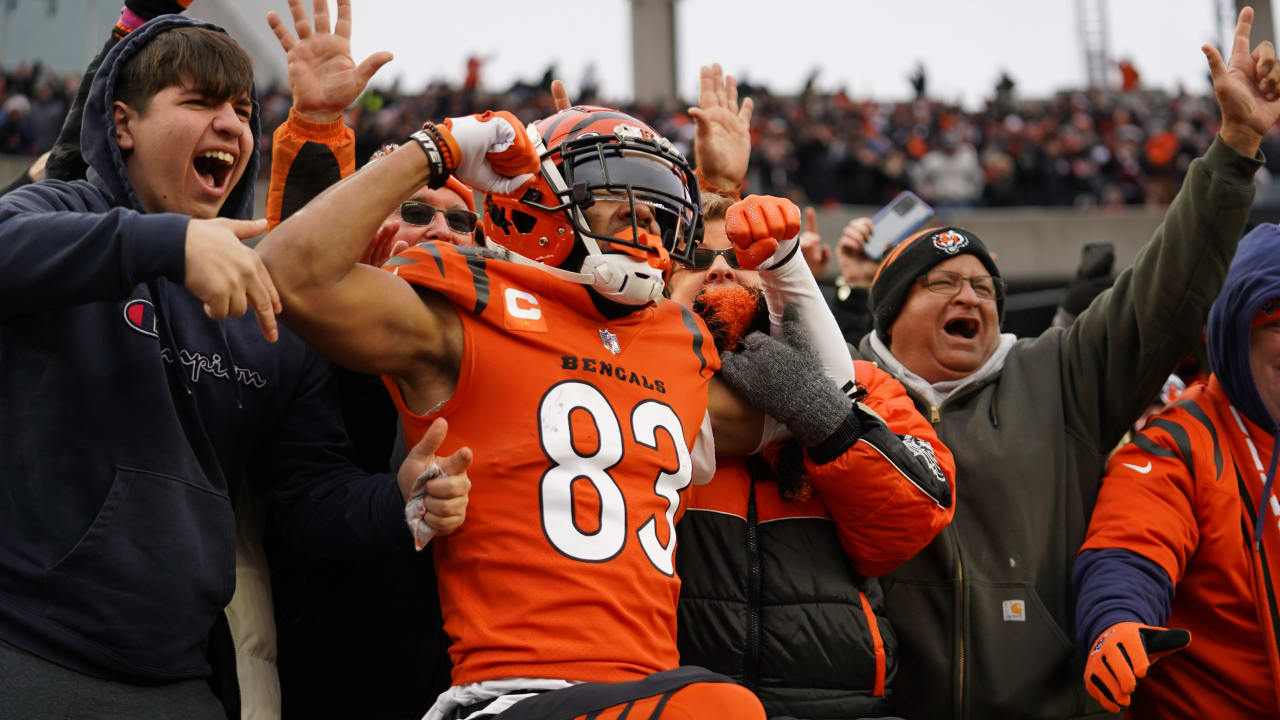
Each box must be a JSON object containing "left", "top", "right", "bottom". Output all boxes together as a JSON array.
[{"left": 720, "top": 304, "right": 859, "bottom": 453}]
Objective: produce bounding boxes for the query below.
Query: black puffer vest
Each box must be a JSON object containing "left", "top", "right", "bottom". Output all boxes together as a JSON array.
[{"left": 676, "top": 457, "right": 897, "bottom": 719}]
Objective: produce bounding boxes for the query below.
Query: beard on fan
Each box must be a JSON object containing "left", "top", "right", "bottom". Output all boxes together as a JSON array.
[{"left": 691, "top": 283, "right": 769, "bottom": 353}]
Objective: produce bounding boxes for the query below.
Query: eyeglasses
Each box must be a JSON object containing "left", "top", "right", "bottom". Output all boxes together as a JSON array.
[
  {"left": 398, "top": 202, "right": 480, "bottom": 234},
  {"left": 916, "top": 270, "right": 1005, "bottom": 300},
  {"left": 683, "top": 246, "right": 742, "bottom": 271}
]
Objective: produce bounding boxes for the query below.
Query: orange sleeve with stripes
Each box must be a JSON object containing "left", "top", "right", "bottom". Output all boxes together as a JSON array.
[
  {"left": 804, "top": 361, "right": 957, "bottom": 577},
  {"left": 266, "top": 109, "right": 356, "bottom": 230},
  {"left": 1080, "top": 414, "right": 1204, "bottom": 585}
]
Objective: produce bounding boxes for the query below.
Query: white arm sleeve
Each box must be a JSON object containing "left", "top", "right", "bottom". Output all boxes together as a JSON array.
[
  {"left": 759, "top": 237, "right": 857, "bottom": 390},
  {"left": 749, "top": 237, "right": 858, "bottom": 455},
  {"left": 691, "top": 410, "right": 717, "bottom": 485}
]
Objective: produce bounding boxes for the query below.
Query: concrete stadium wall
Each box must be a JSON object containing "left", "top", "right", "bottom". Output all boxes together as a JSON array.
[{"left": 809, "top": 204, "right": 1167, "bottom": 285}]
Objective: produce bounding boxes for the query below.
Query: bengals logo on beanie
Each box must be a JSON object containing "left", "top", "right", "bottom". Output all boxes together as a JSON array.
[
  {"left": 868, "top": 226, "right": 1003, "bottom": 344},
  {"left": 932, "top": 229, "right": 969, "bottom": 255}
]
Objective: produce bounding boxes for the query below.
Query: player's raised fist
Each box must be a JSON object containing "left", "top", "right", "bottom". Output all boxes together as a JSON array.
[
  {"left": 438, "top": 110, "right": 539, "bottom": 196},
  {"left": 724, "top": 195, "right": 802, "bottom": 270}
]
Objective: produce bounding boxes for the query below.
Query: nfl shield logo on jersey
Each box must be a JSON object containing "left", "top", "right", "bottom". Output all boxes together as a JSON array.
[{"left": 599, "top": 329, "right": 621, "bottom": 355}]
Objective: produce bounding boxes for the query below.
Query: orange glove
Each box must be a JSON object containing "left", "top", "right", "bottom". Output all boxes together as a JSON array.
[
  {"left": 724, "top": 195, "right": 801, "bottom": 270},
  {"left": 1084, "top": 622, "right": 1190, "bottom": 713},
  {"left": 438, "top": 111, "right": 539, "bottom": 195}
]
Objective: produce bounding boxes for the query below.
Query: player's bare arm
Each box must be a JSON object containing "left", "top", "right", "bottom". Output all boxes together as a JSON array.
[{"left": 707, "top": 377, "right": 765, "bottom": 456}]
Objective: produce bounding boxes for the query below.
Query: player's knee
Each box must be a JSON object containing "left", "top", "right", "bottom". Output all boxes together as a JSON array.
[{"left": 662, "top": 682, "right": 764, "bottom": 720}]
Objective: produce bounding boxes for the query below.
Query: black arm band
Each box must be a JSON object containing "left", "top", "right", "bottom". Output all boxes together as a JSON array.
[{"left": 807, "top": 404, "right": 865, "bottom": 465}]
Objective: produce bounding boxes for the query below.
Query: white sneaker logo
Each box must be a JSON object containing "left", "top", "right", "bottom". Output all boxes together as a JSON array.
[{"left": 1122, "top": 461, "right": 1153, "bottom": 474}]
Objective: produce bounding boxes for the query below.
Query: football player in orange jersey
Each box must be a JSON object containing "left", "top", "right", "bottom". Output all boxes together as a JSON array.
[{"left": 256, "top": 2, "right": 794, "bottom": 717}]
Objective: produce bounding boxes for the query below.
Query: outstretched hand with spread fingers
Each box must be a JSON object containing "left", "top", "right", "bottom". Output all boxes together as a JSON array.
[
  {"left": 688, "top": 63, "right": 754, "bottom": 192},
  {"left": 1203, "top": 6, "right": 1280, "bottom": 156},
  {"left": 267, "top": 0, "right": 393, "bottom": 123}
]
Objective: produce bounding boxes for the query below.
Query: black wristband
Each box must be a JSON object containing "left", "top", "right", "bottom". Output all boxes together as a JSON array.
[
  {"left": 407, "top": 129, "right": 450, "bottom": 189},
  {"left": 421, "top": 123, "right": 455, "bottom": 170}
]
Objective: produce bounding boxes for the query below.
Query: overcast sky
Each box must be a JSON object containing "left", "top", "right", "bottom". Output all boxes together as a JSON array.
[{"left": 330, "top": 0, "right": 1255, "bottom": 107}]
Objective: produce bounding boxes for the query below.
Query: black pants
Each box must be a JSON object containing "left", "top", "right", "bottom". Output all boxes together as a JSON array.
[{"left": 0, "top": 638, "right": 224, "bottom": 720}]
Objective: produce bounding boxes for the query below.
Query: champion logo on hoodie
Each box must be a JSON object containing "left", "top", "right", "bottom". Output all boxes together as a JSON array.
[
  {"left": 123, "top": 299, "right": 158, "bottom": 337},
  {"left": 122, "top": 298, "right": 269, "bottom": 389}
]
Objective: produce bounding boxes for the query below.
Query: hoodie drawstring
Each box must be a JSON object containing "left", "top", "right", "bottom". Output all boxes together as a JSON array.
[
  {"left": 146, "top": 278, "right": 231, "bottom": 490},
  {"left": 1257, "top": 437, "right": 1280, "bottom": 549},
  {"left": 1231, "top": 404, "right": 1280, "bottom": 548}
]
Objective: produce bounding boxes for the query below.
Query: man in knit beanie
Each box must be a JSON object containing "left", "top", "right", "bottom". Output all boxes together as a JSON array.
[
  {"left": 866, "top": 226, "right": 1005, "bottom": 393},
  {"left": 854, "top": 9, "right": 1280, "bottom": 719}
]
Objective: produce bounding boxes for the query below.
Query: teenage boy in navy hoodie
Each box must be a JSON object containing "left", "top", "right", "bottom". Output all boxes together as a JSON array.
[{"left": 0, "top": 16, "right": 470, "bottom": 720}]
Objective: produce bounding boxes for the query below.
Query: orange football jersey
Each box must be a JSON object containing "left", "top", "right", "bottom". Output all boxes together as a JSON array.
[{"left": 381, "top": 242, "right": 720, "bottom": 685}]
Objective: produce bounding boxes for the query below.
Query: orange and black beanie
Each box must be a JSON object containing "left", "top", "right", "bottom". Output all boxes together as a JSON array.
[{"left": 868, "top": 226, "right": 1003, "bottom": 343}]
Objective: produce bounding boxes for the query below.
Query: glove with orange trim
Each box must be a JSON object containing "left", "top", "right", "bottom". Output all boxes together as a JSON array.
[
  {"left": 1084, "top": 622, "right": 1191, "bottom": 713},
  {"left": 439, "top": 110, "right": 539, "bottom": 196},
  {"left": 724, "top": 195, "right": 802, "bottom": 270}
]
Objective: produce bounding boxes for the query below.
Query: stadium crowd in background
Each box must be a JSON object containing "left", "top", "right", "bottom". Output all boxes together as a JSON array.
[
  {"left": 258, "top": 72, "right": 1280, "bottom": 208},
  {"left": 6, "top": 52, "right": 1280, "bottom": 208}
]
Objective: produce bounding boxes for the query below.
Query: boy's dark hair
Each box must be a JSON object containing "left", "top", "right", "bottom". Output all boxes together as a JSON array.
[{"left": 114, "top": 26, "right": 252, "bottom": 112}]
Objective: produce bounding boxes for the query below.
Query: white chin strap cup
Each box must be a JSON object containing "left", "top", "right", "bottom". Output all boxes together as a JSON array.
[{"left": 580, "top": 254, "right": 665, "bottom": 305}]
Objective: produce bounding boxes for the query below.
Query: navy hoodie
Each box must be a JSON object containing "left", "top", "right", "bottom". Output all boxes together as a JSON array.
[{"left": 0, "top": 16, "right": 409, "bottom": 684}]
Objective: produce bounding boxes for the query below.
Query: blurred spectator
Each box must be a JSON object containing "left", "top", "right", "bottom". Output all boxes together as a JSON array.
[
  {"left": 911, "top": 132, "right": 984, "bottom": 206},
  {"left": 0, "top": 95, "right": 32, "bottom": 154},
  {"left": 463, "top": 55, "right": 483, "bottom": 92},
  {"left": 1051, "top": 241, "right": 1116, "bottom": 327},
  {"left": 1119, "top": 59, "right": 1140, "bottom": 91},
  {"left": 25, "top": 81, "right": 66, "bottom": 155}
]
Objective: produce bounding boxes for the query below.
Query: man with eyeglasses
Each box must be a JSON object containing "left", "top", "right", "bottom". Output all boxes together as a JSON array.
[
  {"left": 394, "top": 187, "right": 480, "bottom": 244},
  {"left": 369, "top": 142, "right": 482, "bottom": 255},
  {"left": 854, "top": 9, "right": 1280, "bottom": 719}
]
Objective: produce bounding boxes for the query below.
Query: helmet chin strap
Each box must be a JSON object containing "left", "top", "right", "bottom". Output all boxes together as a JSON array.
[{"left": 484, "top": 238, "right": 664, "bottom": 305}]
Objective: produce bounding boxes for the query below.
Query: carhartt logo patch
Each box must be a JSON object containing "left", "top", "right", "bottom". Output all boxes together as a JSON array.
[{"left": 1002, "top": 599, "right": 1026, "bottom": 622}]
